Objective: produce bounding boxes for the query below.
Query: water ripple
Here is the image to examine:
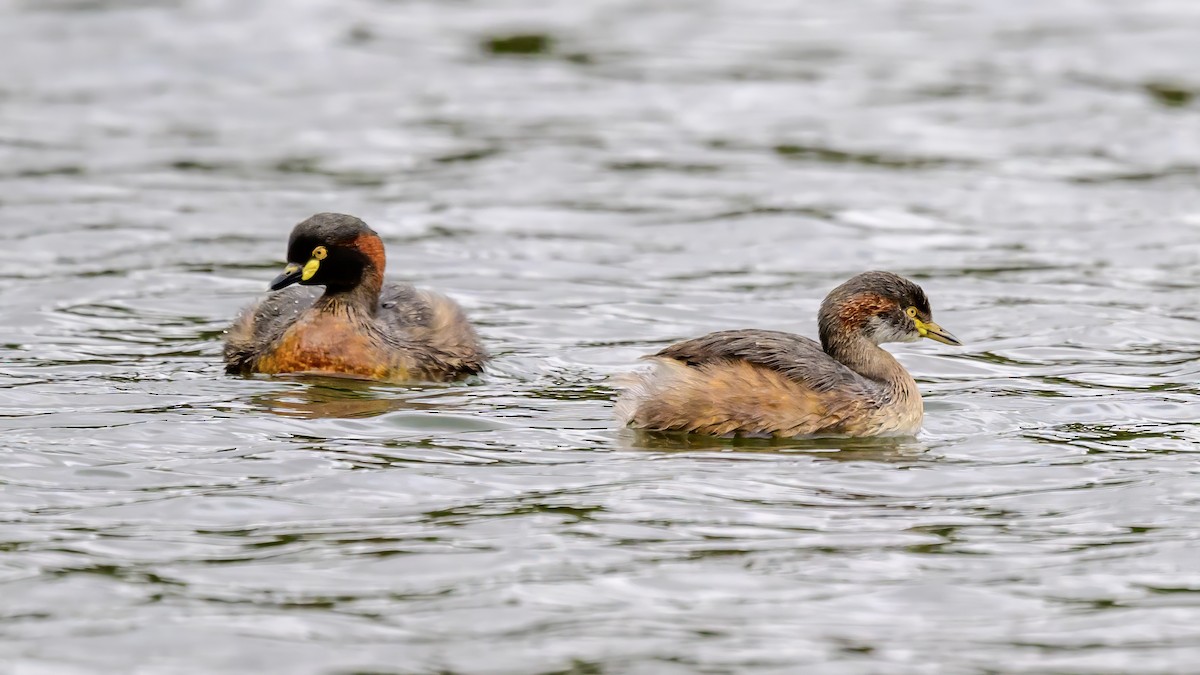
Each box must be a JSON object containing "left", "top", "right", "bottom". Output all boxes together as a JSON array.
[{"left": 3, "top": 0, "right": 1200, "bottom": 672}]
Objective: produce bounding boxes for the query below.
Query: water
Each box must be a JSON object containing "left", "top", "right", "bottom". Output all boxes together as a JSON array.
[{"left": 3, "top": 0, "right": 1200, "bottom": 672}]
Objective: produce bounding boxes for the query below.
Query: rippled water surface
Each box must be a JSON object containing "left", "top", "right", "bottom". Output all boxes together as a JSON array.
[{"left": 4, "top": 0, "right": 1200, "bottom": 672}]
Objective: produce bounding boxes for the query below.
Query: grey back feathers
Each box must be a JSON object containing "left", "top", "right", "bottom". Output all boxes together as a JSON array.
[{"left": 653, "top": 329, "right": 882, "bottom": 398}]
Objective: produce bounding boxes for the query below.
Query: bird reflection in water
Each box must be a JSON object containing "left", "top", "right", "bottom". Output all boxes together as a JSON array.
[
  {"left": 624, "top": 429, "right": 927, "bottom": 462},
  {"left": 247, "top": 376, "right": 448, "bottom": 419}
]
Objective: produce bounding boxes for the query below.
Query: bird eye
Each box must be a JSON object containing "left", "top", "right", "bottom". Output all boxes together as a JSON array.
[
  {"left": 312, "top": 246, "right": 327, "bottom": 260},
  {"left": 906, "top": 306, "right": 918, "bottom": 318}
]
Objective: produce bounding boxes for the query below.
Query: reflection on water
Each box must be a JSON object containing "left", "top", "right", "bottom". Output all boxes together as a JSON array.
[
  {"left": 3, "top": 0, "right": 1200, "bottom": 672},
  {"left": 625, "top": 429, "right": 928, "bottom": 460},
  {"left": 247, "top": 377, "right": 445, "bottom": 419}
]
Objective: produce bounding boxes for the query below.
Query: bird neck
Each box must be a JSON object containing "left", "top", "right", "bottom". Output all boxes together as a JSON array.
[
  {"left": 824, "top": 334, "right": 918, "bottom": 398},
  {"left": 315, "top": 266, "right": 383, "bottom": 316}
]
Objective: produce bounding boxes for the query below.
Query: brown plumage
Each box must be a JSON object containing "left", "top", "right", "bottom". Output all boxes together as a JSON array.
[
  {"left": 616, "top": 271, "right": 961, "bottom": 438},
  {"left": 224, "top": 213, "right": 487, "bottom": 382}
]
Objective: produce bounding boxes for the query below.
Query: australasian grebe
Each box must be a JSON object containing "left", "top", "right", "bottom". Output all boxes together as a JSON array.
[
  {"left": 224, "top": 213, "right": 487, "bottom": 382},
  {"left": 616, "top": 271, "right": 960, "bottom": 437}
]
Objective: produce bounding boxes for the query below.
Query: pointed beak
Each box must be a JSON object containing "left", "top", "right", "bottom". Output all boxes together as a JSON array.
[
  {"left": 269, "top": 262, "right": 303, "bottom": 291},
  {"left": 916, "top": 319, "right": 961, "bottom": 346}
]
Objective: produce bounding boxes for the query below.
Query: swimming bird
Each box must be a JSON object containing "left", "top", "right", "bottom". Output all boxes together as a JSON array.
[
  {"left": 224, "top": 213, "right": 487, "bottom": 382},
  {"left": 616, "top": 271, "right": 960, "bottom": 437}
]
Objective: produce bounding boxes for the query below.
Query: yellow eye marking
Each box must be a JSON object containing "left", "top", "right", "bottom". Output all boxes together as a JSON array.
[
  {"left": 300, "top": 246, "right": 327, "bottom": 280},
  {"left": 301, "top": 259, "right": 320, "bottom": 280},
  {"left": 907, "top": 307, "right": 930, "bottom": 335}
]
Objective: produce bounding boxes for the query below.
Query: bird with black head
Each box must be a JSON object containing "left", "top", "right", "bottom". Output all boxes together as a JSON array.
[{"left": 224, "top": 213, "right": 487, "bottom": 382}]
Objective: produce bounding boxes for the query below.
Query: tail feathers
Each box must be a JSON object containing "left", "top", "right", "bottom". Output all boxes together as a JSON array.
[
  {"left": 406, "top": 289, "right": 489, "bottom": 378},
  {"left": 612, "top": 366, "right": 654, "bottom": 427}
]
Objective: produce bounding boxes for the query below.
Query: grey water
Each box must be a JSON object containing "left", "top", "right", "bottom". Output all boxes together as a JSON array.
[{"left": 3, "top": 0, "right": 1200, "bottom": 673}]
